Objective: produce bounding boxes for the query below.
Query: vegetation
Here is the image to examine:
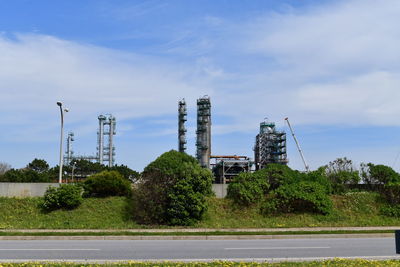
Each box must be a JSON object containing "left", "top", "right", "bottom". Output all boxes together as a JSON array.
[
  {"left": 261, "top": 181, "right": 333, "bottom": 215},
  {"left": 325, "top": 157, "right": 360, "bottom": 194},
  {"left": 0, "top": 259, "right": 399, "bottom": 267},
  {"left": 41, "top": 184, "right": 83, "bottom": 211},
  {"left": 83, "top": 170, "right": 132, "bottom": 198},
  {"left": 1, "top": 192, "right": 400, "bottom": 229},
  {"left": 226, "top": 172, "right": 269, "bottom": 206},
  {"left": 133, "top": 150, "right": 213, "bottom": 226}
]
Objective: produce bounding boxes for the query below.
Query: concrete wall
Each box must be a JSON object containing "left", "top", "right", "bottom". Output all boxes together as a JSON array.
[
  {"left": 0, "top": 183, "right": 60, "bottom": 197},
  {"left": 0, "top": 182, "right": 227, "bottom": 198},
  {"left": 212, "top": 184, "right": 227, "bottom": 198}
]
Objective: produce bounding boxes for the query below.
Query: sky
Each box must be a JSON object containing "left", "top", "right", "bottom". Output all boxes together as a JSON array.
[{"left": 1, "top": 0, "right": 400, "bottom": 172}]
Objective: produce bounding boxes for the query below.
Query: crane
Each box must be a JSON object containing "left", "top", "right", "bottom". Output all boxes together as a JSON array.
[{"left": 284, "top": 117, "right": 310, "bottom": 172}]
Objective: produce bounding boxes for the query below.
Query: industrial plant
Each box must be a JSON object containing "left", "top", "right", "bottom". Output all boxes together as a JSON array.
[
  {"left": 177, "top": 96, "right": 302, "bottom": 184},
  {"left": 62, "top": 96, "right": 303, "bottom": 182},
  {"left": 64, "top": 114, "right": 116, "bottom": 167}
]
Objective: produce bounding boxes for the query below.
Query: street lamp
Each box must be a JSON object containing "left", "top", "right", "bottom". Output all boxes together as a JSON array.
[{"left": 57, "top": 101, "right": 69, "bottom": 183}]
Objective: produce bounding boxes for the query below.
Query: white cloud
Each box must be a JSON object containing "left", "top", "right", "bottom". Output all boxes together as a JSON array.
[{"left": 0, "top": 33, "right": 207, "bottom": 142}]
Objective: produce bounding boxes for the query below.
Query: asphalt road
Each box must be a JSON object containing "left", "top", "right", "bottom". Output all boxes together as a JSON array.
[{"left": 0, "top": 237, "right": 399, "bottom": 262}]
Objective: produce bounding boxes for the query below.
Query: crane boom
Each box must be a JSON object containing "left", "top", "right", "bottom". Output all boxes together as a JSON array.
[{"left": 285, "top": 117, "right": 310, "bottom": 172}]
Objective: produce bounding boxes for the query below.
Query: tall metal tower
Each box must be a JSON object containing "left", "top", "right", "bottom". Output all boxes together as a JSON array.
[
  {"left": 196, "top": 96, "right": 211, "bottom": 168},
  {"left": 178, "top": 99, "right": 187, "bottom": 153},
  {"left": 64, "top": 132, "right": 74, "bottom": 165},
  {"left": 254, "top": 120, "right": 288, "bottom": 170},
  {"left": 97, "top": 114, "right": 116, "bottom": 167}
]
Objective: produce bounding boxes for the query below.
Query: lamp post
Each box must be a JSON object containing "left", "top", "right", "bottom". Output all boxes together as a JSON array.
[{"left": 57, "top": 101, "right": 69, "bottom": 183}]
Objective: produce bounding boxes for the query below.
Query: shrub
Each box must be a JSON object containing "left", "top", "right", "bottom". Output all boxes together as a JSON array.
[
  {"left": 261, "top": 164, "right": 302, "bottom": 190},
  {"left": 381, "top": 204, "right": 400, "bottom": 217},
  {"left": 41, "top": 184, "right": 82, "bottom": 211},
  {"left": 133, "top": 150, "right": 213, "bottom": 226},
  {"left": 260, "top": 181, "right": 333, "bottom": 215},
  {"left": 302, "top": 167, "right": 332, "bottom": 194},
  {"left": 83, "top": 170, "right": 132, "bottom": 197},
  {"left": 227, "top": 172, "right": 269, "bottom": 206},
  {"left": 325, "top": 157, "right": 360, "bottom": 194}
]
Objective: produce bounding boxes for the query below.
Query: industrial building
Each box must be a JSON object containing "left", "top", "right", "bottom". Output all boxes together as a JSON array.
[
  {"left": 196, "top": 96, "right": 212, "bottom": 168},
  {"left": 178, "top": 99, "right": 187, "bottom": 153},
  {"left": 211, "top": 155, "right": 252, "bottom": 184},
  {"left": 64, "top": 114, "right": 116, "bottom": 167},
  {"left": 254, "top": 121, "right": 288, "bottom": 170}
]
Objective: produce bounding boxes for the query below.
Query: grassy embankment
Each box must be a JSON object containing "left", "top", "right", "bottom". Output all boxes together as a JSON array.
[
  {"left": 0, "top": 260, "right": 400, "bottom": 266},
  {"left": 0, "top": 192, "right": 399, "bottom": 230}
]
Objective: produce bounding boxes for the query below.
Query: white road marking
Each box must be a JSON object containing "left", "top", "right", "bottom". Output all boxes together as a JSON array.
[
  {"left": 0, "top": 249, "right": 100, "bottom": 251},
  {"left": 225, "top": 246, "right": 330, "bottom": 250}
]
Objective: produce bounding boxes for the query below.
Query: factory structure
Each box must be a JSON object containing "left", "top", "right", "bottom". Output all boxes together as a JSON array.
[
  {"left": 64, "top": 114, "right": 116, "bottom": 167},
  {"left": 179, "top": 96, "right": 290, "bottom": 183}
]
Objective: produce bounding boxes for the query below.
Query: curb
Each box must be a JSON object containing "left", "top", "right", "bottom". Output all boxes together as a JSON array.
[{"left": 0, "top": 233, "right": 393, "bottom": 240}]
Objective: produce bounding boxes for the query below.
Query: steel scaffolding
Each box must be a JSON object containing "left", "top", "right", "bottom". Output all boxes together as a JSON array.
[
  {"left": 211, "top": 155, "right": 252, "bottom": 184},
  {"left": 254, "top": 121, "right": 288, "bottom": 170}
]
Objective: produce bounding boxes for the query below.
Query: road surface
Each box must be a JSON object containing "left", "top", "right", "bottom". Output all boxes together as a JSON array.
[{"left": 0, "top": 237, "right": 399, "bottom": 262}]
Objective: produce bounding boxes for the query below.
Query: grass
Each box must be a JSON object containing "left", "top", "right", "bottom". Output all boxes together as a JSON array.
[
  {"left": 196, "top": 191, "right": 400, "bottom": 228},
  {"left": 1, "top": 260, "right": 400, "bottom": 266},
  {"left": 0, "top": 192, "right": 399, "bottom": 230}
]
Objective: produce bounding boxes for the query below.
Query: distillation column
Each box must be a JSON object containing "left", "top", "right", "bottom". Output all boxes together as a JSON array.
[
  {"left": 178, "top": 99, "right": 187, "bottom": 153},
  {"left": 65, "top": 132, "right": 74, "bottom": 165},
  {"left": 196, "top": 96, "right": 211, "bottom": 168},
  {"left": 97, "top": 114, "right": 116, "bottom": 167}
]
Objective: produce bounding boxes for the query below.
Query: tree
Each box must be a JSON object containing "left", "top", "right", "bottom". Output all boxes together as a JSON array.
[
  {"left": 27, "top": 158, "right": 49, "bottom": 173},
  {"left": 325, "top": 157, "right": 360, "bottom": 193},
  {"left": 107, "top": 164, "right": 140, "bottom": 181},
  {"left": 133, "top": 150, "right": 213, "bottom": 226},
  {"left": 360, "top": 163, "right": 400, "bottom": 186},
  {"left": 0, "top": 162, "right": 11, "bottom": 175}
]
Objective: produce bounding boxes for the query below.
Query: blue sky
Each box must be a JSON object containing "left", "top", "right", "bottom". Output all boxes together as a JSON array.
[{"left": 1, "top": 0, "right": 400, "bottom": 172}]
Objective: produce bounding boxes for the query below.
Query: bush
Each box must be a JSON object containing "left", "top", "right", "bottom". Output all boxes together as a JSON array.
[
  {"left": 133, "top": 150, "right": 213, "bottom": 226},
  {"left": 325, "top": 157, "right": 360, "bottom": 194},
  {"left": 260, "top": 181, "right": 333, "bottom": 215},
  {"left": 302, "top": 167, "right": 332, "bottom": 194},
  {"left": 83, "top": 170, "right": 132, "bottom": 197},
  {"left": 258, "top": 164, "right": 301, "bottom": 190},
  {"left": 227, "top": 172, "right": 269, "bottom": 206},
  {"left": 41, "top": 184, "right": 82, "bottom": 211},
  {"left": 381, "top": 204, "right": 400, "bottom": 217}
]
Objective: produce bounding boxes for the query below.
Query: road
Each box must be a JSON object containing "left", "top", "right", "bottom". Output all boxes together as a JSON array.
[{"left": 0, "top": 237, "right": 399, "bottom": 262}]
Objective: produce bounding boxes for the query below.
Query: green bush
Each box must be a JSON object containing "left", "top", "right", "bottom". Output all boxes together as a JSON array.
[
  {"left": 260, "top": 181, "right": 333, "bottom": 215},
  {"left": 83, "top": 170, "right": 132, "bottom": 197},
  {"left": 41, "top": 184, "right": 83, "bottom": 211},
  {"left": 325, "top": 157, "right": 360, "bottom": 194},
  {"left": 381, "top": 204, "right": 400, "bottom": 217},
  {"left": 302, "top": 167, "right": 332, "bottom": 194},
  {"left": 133, "top": 150, "right": 213, "bottom": 226},
  {"left": 227, "top": 172, "right": 269, "bottom": 206},
  {"left": 257, "top": 164, "right": 301, "bottom": 190}
]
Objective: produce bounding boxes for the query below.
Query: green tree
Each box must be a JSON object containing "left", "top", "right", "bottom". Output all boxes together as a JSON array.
[
  {"left": 27, "top": 158, "right": 49, "bottom": 173},
  {"left": 133, "top": 150, "right": 213, "bottom": 226},
  {"left": 107, "top": 164, "right": 139, "bottom": 181},
  {"left": 360, "top": 163, "right": 400, "bottom": 186},
  {"left": 325, "top": 157, "right": 360, "bottom": 193}
]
